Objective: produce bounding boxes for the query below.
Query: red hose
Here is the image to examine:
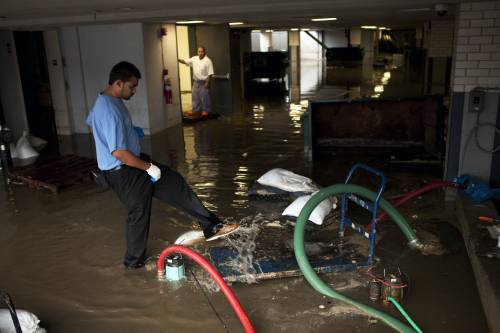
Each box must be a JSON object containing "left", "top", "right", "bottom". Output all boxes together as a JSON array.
[
  {"left": 157, "top": 245, "right": 256, "bottom": 333},
  {"left": 367, "top": 180, "right": 456, "bottom": 230}
]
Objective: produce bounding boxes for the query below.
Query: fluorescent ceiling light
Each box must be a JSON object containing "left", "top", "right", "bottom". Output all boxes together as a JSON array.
[
  {"left": 400, "top": 8, "right": 430, "bottom": 12},
  {"left": 301, "top": 28, "right": 310, "bottom": 31},
  {"left": 290, "top": 28, "right": 299, "bottom": 31},
  {"left": 361, "top": 25, "right": 378, "bottom": 29},
  {"left": 176, "top": 20, "right": 205, "bottom": 24},
  {"left": 311, "top": 17, "right": 337, "bottom": 21},
  {"left": 229, "top": 22, "right": 244, "bottom": 26},
  {"left": 378, "top": 27, "right": 389, "bottom": 30},
  {"left": 265, "top": 29, "right": 273, "bottom": 32},
  {"left": 251, "top": 29, "right": 261, "bottom": 32}
]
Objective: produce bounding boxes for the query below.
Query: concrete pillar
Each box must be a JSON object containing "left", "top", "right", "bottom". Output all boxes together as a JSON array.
[
  {"left": 445, "top": 1, "right": 500, "bottom": 188},
  {"left": 361, "top": 29, "right": 376, "bottom": 80},
  {"left": 289, "top": 31, "right": 300, "bottom": 103},
  {"left": 350, "top": 28, "right": 361, "bottom": 47},
  {"left": 424, "top": 20, "right": 455, "bottom": 95}
]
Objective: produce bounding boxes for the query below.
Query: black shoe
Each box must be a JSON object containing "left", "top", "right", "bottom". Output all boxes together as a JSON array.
[{"left": 124, "top": 262, "right": 145, "bottom": 270}]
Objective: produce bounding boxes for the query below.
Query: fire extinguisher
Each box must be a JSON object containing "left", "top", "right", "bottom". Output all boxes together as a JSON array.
[{"left": 163, "top": 69, "right": 172, "bottom": 104}]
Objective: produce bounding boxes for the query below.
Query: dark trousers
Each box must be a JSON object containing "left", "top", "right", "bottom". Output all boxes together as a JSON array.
[{"left": 104, "top": 162, "right": 221, "bottom": 267}]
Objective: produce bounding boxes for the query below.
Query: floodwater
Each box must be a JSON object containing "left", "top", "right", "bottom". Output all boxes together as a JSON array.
[{"left": 0, "top": 63, "right": 489, "bottom": 333}]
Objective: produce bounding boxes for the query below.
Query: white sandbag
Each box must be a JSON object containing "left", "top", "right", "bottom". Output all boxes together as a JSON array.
[
  {"left": 15, "top": 132, "right": 39, "bottom": 160},
  {"left": 0, "top": 309, "right": 46, "bottom": 333},
  {"left": 174, "top": 230, "right": 205, "bottom": 245},
  {"left": 282, "top": 194, "right": 337, "bottom": 225},
  {"left": 9, "top": 142, "right": 18, "bottom": 159},
  {"left": 257, "top": 168, "right": 319, "bottom": 193},
  {"left": 28, "top": 134, "right": 47, "bottom": 151}
]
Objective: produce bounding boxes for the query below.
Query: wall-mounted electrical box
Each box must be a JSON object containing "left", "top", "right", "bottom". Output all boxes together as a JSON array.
[{"left": 469, "top": 89, "right": 485, "bottom": 113}]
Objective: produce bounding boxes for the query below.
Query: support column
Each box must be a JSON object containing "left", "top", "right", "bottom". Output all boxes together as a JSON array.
[
  {"left": 289, "top": 31, "right": 300, "bottom": 103},
  {"left": 445, "top": 1, "right": 500, "bottom": 187},
  {"left": 424, "top": 20, "right": 454, "bottom": 95},
  {"left": 361, "top": 29, "right": 376, "bottom": 80}
]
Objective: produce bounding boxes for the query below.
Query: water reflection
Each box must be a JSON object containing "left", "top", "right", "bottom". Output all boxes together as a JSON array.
[
  {"left": 52, "top": 52, "right": 423, "bottom": 219},
  {"left": 289, "top": 100, "right": 308, "bottom": 130},
  {"left": 300, "top": 58, "right": 423, "bottom": 101}
]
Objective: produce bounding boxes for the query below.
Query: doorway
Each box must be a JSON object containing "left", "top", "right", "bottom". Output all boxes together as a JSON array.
[
  {"left": 176, "top": 25, "right": 194, "bottom": 115},
  {"left": 14, "top": 31, "right": 58, "bottom": 151}
]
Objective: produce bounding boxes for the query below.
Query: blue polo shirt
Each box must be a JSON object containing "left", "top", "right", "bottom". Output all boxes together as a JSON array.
[{"left": 87, "top": 94, "right": 141, "bottom": 171}]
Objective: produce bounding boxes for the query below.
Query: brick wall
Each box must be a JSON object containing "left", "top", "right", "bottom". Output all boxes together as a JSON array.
[{"left": 452, "top": 1, "right": 500, "bottom": 92}]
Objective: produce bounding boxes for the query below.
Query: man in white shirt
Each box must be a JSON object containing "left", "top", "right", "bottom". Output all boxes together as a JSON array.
[{"left": 178, "top": 46, "right": 214, "bottom": 117}]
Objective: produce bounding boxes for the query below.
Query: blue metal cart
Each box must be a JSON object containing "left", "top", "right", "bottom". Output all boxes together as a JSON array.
[{"left": 339, "top": 163, "right": 387, "bottom": 265}]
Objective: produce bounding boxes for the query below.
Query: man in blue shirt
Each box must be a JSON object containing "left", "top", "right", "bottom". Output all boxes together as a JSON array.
[{"left": 87, "top": 61, "right": 238, "bottom": 269}]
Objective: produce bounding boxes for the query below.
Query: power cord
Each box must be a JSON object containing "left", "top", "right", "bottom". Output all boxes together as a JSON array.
[
  {"left": 188, "top": 267, "right": 230, "bottom": 333},
  {"left": 459, "top": 107, "right": 500, "bottom": 174},
  {"left": 474, "top": 111, "right": 500, "bottom": 153}
]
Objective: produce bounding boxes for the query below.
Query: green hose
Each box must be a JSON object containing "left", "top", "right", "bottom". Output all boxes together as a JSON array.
[
  {"left": 388, "top": 297, "right": 424, "bottom": 333},
  {"left": 294, "top": 184, "right": 421, "bottom": 333}
]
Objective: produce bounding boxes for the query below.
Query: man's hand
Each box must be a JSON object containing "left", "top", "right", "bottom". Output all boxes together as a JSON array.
[
  {"left": 112, "top": 149, "right": 161, "bottom": 182},
  {"left": 204, "top": 81, "right": 210, "bottom": 89},
  {"left": 146, "top": 163, "right": 161, "bottom": 182}
]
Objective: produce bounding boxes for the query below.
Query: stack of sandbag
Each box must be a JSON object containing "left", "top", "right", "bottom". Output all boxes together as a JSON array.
[
  {"left": 253, "top": 168, "right": 337, "bottom": 225},
  {"left": 282, "top": 193, "right": 337, "bottom": 225},
  {"left": 256, "top": 168, "right": 320, "bottom": 194}
]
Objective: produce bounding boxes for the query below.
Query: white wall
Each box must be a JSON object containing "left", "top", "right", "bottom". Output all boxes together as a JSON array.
[
  {"left": 271, "top": 31, "right": 288, "bottom": 51},
  {"left": 0, "top": 30, "right": 29, "bottom": 139},
  {"left": 77, "top": 23, "right": 150, "bottom": 132},
  {"left": 176, "top": 26, "right": 192, "bottom": 92},
  {"left": 142, "top": 23, "right": 181, "bottom": 133},
  {"left": 163, "top": 24, "right": 182, "bottom": 126},
  {"left": 143, "top": 23, "right": 165, "bottom": 135},
  {"left": 260, "top": 32, "right": 272, "bottom": 52},
  {"left": 60, "top": 26, "right": 89, "bottom": 134},
  {"left": 300, "top": 31, "right": 322, "bottom": 61},
  {"left": 251, "top": 31, "right": 260, "bottom": 52},
  {"left": 446, "top": 1, "right": 500, "bottom": 184},
  {"left": 452, "top": 1, "right": 500, "bottom": 92},
  {"left": 44, "top": 30, "right": 72, "bottom": 135}
]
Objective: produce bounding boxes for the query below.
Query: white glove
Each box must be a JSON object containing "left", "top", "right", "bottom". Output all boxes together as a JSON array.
[{"left": 146, "top": 163, "right": 161, "bottom": 182}]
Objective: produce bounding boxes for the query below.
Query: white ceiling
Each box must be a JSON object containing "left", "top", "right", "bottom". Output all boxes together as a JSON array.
[{"left": 0, "top": 0, "right": 471, "bottom": 29}]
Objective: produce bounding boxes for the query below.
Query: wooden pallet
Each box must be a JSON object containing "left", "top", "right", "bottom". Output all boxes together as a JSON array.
[
  {"left": 182, "top": 112, "right": 220, "bottom": 124},
  {"left": 210, "top": 247, "right": 369, "bottom": 283},
  {"left": 8, "top": 154, "right": 98, "bottom": 194}
]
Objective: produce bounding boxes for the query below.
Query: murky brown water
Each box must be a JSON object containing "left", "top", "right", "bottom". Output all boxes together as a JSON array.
[{"left": 0, "top": 65, "right": 488, "bottom": 332}]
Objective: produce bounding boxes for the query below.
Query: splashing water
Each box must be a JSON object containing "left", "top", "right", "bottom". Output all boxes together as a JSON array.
[
  {"left": 222, "top": 214, "right": 267, "bottom": 284},
  {"left": 183, "top": 214, "right": 266, "bottom": 291}
]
